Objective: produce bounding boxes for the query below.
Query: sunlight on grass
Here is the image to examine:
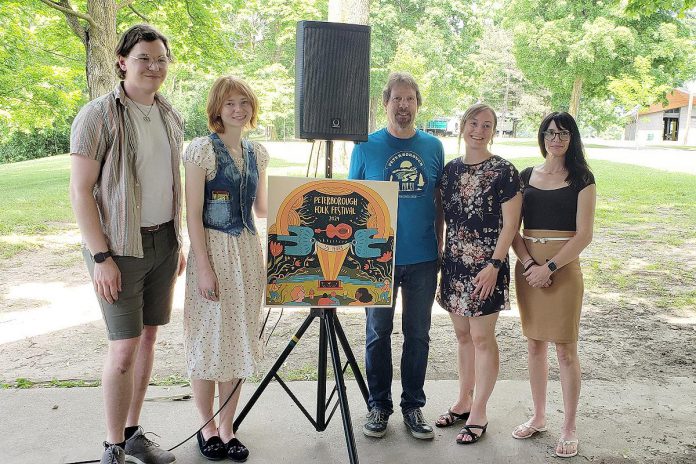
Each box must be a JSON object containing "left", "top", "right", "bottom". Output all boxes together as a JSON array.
[
  {"left": 0, "top": 155, "right": 73, "bottom": 235},
  {"left": 2, "top": 151, "right": 694, "bottom": 318}
]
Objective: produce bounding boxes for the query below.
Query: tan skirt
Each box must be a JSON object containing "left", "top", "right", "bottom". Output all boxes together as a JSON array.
[{"left": 515, "top": 229, "right": 583, "bottom": 343}]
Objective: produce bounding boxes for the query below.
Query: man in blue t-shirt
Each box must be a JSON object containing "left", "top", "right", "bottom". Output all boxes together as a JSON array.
[{"left": 348, "top": 72, "right": 444, "bottom": 440}]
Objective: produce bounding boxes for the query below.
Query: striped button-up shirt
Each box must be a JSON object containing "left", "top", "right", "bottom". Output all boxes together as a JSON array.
[{"left": 70, "top": 82, "right": 184, "bottom": 258}]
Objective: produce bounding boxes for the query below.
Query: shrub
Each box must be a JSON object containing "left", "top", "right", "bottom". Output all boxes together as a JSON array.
[{"left": 0, "top": 126, "right": 70, "bottom": 163}]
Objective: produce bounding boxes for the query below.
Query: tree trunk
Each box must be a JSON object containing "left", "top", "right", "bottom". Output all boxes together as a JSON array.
[
  {"left": 568, "top": 77, "right": 583, "bottom": 119},
  {"left": 328, "top": 0, "right": 369, "bottom": 24},
  {"left": 85, "top": 2, "right": 118, "bottom": 99},
  {"left": 328, "top": 0, "right": 372, "bottom": 169},
  {"left": 369, "top": 94, "right": 380, "bottom": 133}
]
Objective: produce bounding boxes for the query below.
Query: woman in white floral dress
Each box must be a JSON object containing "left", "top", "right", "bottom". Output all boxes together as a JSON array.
[
  {"left": 183, "top": 76, "right": 268, "bottom": 461},
  {"left": 434, "top": 103, "right": 521, "bottom": 445}
]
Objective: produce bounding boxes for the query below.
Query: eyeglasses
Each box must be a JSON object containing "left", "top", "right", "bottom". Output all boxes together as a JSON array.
[
  {"left": 543, "top": 130, "right": 570, "bottom": 141},
  {"left": 129, "top": 55, "right": 170, "bottom": 69}
]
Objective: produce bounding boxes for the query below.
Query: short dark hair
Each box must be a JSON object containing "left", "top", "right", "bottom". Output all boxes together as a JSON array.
[
  {"left": 115, "top": 24, "right": 172, "bottom": 80},
  {"left": 537, "top": 112, "right": 593, "bottom": 190},
  {"left": 382, "top": 72, "right": 422, "bottom": 107}
]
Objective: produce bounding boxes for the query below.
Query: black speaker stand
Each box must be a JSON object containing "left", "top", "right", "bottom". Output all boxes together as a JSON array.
[{"left": 233, "top": 308, "right": 369, "bottom": 464}]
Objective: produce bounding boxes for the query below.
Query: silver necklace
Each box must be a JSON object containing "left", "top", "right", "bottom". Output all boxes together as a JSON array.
[{"left": 128, "top": 97, "right": 155, "bottom": 122}]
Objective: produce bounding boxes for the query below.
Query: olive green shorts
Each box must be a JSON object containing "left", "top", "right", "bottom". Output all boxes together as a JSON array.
[{"left": 83, "top": 222, "right": 179, "bottom": 341}]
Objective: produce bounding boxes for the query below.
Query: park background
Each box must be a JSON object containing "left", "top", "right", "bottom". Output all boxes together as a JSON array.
[{"left": 1, "top": 1, "right": 696, "bottom": 463}]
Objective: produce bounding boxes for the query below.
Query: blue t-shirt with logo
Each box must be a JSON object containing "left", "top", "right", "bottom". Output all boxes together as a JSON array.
[{"left": 348, "top": 128, "right": 444, "bottom": 265}]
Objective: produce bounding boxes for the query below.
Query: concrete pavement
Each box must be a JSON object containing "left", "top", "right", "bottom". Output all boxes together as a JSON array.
[{"left": 3, "top": 379, "right": 695, "bottom": 463}]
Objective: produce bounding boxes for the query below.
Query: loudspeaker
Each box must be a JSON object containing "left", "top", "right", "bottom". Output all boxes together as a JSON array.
[{"left": 295, "top": 21, "right": 371, "bottom": 141}]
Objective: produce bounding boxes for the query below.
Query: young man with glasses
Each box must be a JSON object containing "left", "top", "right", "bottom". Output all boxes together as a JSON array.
[
  {"left": 348, "top": 72, "right": 444, "bottom": 440},
  {"left": 70, "top": 24, "right": 184, "bottom": 464}
]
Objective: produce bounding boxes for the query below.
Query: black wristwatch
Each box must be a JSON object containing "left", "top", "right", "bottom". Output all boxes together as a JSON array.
[
  {"left": 489, "top": 258, "right": 503, "bottom": 269},
  {"left": 93, "top": 250, "right": 112, "bottom": 263},
  {"left": 547, "top": 260, "right": 558, "bottom": 273}
]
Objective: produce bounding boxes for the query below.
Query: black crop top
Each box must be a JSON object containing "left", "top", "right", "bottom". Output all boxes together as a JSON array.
[{"left": 521, "top": 167, "right": 595, "bottom": 231}]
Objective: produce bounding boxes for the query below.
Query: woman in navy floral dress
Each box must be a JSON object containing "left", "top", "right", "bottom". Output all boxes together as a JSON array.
[{"left": 434, "top": 104, "right": 522, "bottom": 444}]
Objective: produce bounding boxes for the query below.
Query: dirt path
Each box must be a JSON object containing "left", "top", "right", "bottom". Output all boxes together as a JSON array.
[
  {"left": 2, "top": 220, "right": 695, "bottom": 385},
  {"left": 1, "top": 145, "right": 695, "bottom": 463}
]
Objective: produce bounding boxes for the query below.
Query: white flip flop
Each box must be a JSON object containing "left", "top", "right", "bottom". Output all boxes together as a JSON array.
[
  {"left": 511, "top": 420, "right": 547, "bottom": 439},
  {"left": 556, "top": 438, "right": 579, "bottom": 458}
]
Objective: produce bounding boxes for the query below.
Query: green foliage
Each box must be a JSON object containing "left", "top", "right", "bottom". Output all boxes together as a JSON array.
[
  {"left": 608, "top": 56, "right": 673, "bottom": 110},
  {"left": 4, "top": 0, "right": 695, "bottom": 162},
  {"left": 624, "top": 0, "right": 696, "bottom": 17},
  {"left": 47, "top": 378, "right": 99, "bottom": 388},
  {"left": 0, "top": 125, "right": 70, "bottom": 163},
  {"left": 369, "top": 0, "right": 481, "bottom": 126},
  {"left": 0, "top": 3, "right": 85, "bottom": 135},
  {"left": 505, "top": 0, "right": 696, "bottom": 118},
  {"left": 576, "top": 97, "right": 625, "bottom": 136},
  {"left": 0, "top": 378, "right": 100, "bottom": 389},
  {"left": 14, "top": 378, "right": 34, "bottom": 389}
]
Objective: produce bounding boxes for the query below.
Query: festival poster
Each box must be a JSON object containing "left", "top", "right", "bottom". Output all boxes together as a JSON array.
[{"left": 266, "top": 177, "right": 398, "bottom": 307}]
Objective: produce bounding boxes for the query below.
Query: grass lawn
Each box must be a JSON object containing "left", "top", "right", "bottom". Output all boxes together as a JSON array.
[
  {"left": 2, "top": 154, "right": 695, "bottom": 242},
  {"left": 0, "top": 155, "right": 73, "bottom": 235},
  {"left": 509, "top": 157, "right": 696, "bottom": 314},
  {"left": 495, "top": 139, "right": 617, "bottom": 149},
  {"left": 1, "top": 154, "right": 695, "bottom": 315}
]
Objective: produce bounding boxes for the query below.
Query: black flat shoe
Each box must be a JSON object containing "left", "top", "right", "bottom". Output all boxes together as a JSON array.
[
  {"left": 226, "top": 437, "right": 249, "bottom": 462},
  {"left": 197, "top": 430, "right": 227, "bottom": 461}
]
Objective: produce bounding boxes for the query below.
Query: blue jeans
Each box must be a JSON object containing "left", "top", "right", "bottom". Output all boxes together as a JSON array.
[{"left": 364, "top": 259, "right": 438, "bottom": 415}]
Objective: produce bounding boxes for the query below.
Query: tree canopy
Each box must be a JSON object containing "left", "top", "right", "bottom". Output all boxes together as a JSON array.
[
  {"left": 505, "top": 0, "right": 695, "bottom": 117},
  {"left": 1, "top": 0, "right": 694, "bottom": 162}
]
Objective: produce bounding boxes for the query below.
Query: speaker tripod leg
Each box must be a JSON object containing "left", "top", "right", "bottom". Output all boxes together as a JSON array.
[
  {"left": 333, "top": 313, "right": 370, "bottom": 408},
  {"left": 325, "top": 311, "right": 359, "bottom": 464},
  {"left": 233, "top": 312, "right": 317, "bottom": 432}
]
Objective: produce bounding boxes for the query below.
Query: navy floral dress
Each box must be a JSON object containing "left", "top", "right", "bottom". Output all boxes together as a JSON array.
[{"left": 437, "top": 155, "right": 521, "bottom": 317}]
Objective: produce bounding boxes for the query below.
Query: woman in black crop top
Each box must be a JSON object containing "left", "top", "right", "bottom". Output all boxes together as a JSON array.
[{"left": 510, "top": 112, "right": 596, "bottom": 458}]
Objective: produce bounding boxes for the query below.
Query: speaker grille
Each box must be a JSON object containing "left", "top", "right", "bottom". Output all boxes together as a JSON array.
[{"left": 296, "top": 21, "right": 371, "bottom": 141}]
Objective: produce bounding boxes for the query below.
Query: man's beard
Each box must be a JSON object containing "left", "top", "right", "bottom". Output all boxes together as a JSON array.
[{"left": 394, "top": 111, "right": 413, "bottom": 129}]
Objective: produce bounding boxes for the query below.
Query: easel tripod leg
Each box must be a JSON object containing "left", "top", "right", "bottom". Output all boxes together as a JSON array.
[
  {"left": 233, "top": 313, "right": 317, "bottom": 432},
  {"left": 333, "top": 315, "right": 370, "bottom": 407},
  {"left": 326, "top": 312, "right": 359, "bottom": 464}
]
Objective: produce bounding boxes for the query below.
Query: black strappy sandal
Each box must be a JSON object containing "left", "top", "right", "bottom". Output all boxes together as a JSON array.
[
  {"left": 435, "top": 409, "right": 470, "bottom": 428},
  {"left": 456, "top": 423, "right": 488, "bottom": 445},
  {"left": 196, "top": 430, "right": 227, "bottom": 461}
]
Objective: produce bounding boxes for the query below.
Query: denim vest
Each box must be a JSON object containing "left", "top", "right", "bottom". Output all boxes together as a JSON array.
[{"left": 202, "top": 133, "right": 258, "bottom": 236}]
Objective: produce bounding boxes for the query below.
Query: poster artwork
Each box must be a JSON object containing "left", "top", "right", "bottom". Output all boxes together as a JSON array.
[{"left": 266, "top": 177, "right": 398, "bottom": 307}]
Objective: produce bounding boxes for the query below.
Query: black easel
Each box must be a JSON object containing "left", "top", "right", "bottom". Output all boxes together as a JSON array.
[{"left": 233, "top": 140, "right": 369, "bottom": 464}]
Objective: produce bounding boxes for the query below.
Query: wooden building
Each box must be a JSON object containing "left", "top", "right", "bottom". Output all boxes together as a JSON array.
[{"left": 624, "top": 89, "right": 696, "bottom": 145}]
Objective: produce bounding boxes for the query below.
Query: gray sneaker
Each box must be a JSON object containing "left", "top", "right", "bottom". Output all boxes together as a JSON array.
[
  {"left": 403, "top": 408, "right": 434, "bottom": 439},
  {"left": 124, "top": 427, "right": 176, "bottom": 464},
  {"left": 101, "top": 443, "right": 125, "bottom": 464}
]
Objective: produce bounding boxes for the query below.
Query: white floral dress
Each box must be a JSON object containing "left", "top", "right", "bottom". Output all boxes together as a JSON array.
[{"left": 183, "top": 136, "right": 269, "bottom": 381}]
